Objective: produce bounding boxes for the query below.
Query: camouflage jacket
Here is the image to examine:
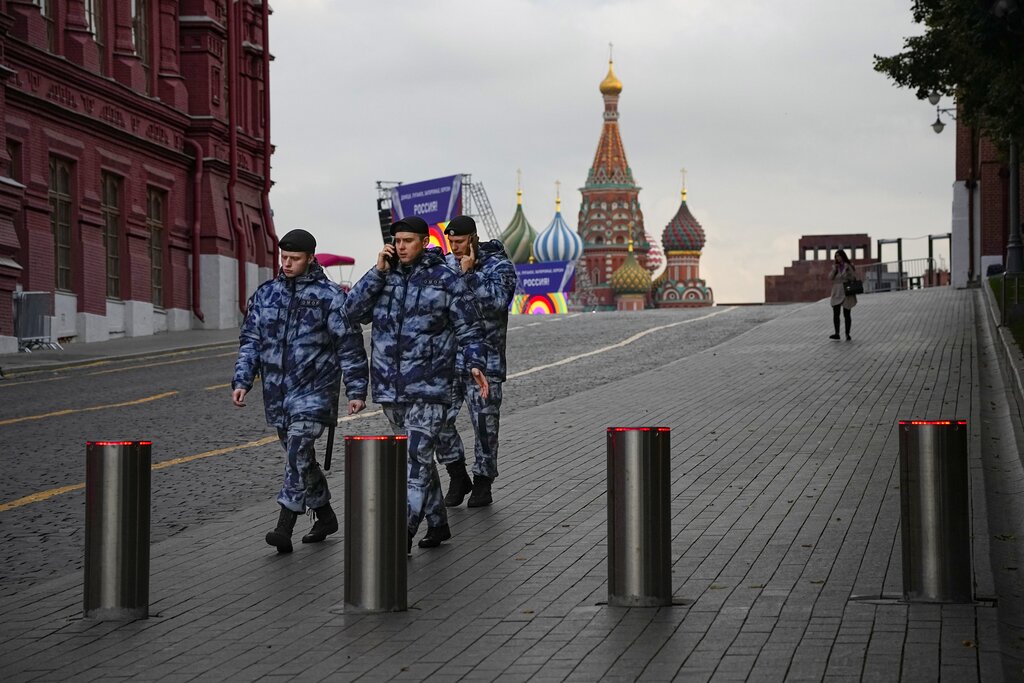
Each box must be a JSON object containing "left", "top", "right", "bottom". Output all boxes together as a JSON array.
[
  {"left": 445, "top": 240, "right": 518, "bottom": 381},
  {"left": 345, "top": 247, "right": 487, "bottom": 405},
  {"left": 232, "top": 261, "right": 369, "bottom": 428}
]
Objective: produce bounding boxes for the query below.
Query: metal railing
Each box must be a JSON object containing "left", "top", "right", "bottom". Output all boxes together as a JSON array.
[
  {"left": 998, "top": 271, "right": 1024, "bottom": 326},
  {"left": 858, "top": 258, "right": 945, "bottom": 294},
  {"left": 13, "top": 291, "right": 62, "bottom": 352}
]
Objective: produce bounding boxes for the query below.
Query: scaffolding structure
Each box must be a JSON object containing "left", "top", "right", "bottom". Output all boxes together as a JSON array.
[{"left": 375, "top": 174, "right": 501, "bottom": 242}]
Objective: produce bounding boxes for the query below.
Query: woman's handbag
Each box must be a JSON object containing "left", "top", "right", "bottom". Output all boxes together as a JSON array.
[{"left": 844, "top": 279, "right": 864, "bottom": 296}]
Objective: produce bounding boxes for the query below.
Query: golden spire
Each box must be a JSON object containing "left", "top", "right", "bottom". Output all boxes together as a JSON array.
[
  {"left": 516, "top": 168, "right": 523, "bottom": 205},
  {"left": 600, "top": 43, "right": 623, "bottom": 95},
  {"left": 555, "top": 179, "right": 561, "bottom": 212},
  {"left": 681, "top": 167, "right": 688, "bottom": 201},
  {"left": 627, "top": 235, "right": 634, "bottom": 253}
]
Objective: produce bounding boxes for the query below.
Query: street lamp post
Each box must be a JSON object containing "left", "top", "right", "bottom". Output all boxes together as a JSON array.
[{"left": 928, "top": 94, "right": 1022, "bottom": 274}]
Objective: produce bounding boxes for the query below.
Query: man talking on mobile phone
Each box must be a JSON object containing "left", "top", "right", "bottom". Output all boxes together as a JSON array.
[
  {"left": 436, "top": 215, "right": 518, "bottom": 508},
  {"left": 346, "top": 216, "right": 490, "bottom": 552}
]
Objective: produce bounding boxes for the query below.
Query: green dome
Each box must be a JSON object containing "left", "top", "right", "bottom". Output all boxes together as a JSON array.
[
  {"left": 501, "top": 195, "right": 537, "bottom": 264},
  {"left": 610, "top": 244, "right": 652, "bottom": 295}
]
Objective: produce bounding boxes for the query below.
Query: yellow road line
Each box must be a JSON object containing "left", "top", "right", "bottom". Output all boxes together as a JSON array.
[
  {"left": 0, "top": 408, "right": 389, "bottom": 513},
  {"left": 0, "top": 483, "right": 86, "bottom": 513},
  {"left": 0, "top": 391, "right": 179, "bottom": 427},
  {"left": 151, "top": 435, "right": 279, "bottom": 471},
  {"left": 0, "top": 345, "right": 237, "bottom": 387},
  {"left": 86, "top": 351, "right": 236, "bottom": 377},
  {"left": 205, "top": 377, "right": 261, "bottom": 392}
]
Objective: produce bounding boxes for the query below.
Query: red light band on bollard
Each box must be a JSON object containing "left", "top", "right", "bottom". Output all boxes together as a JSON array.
[
  {"left": 345, "top": 435, "right": 408, "bottom": 441},
  {"left": 898, "top": 420, "right": 966, "bottom": 426},
  {"left": 607, "top": 427, "right": 671, "bottom": 433},
  {"left": 86, "top": 441, "right": 152, "bottom": 446}
]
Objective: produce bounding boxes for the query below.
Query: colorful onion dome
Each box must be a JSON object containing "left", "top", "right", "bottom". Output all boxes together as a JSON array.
[
  {"left": 644, "top": 230, "right": 665, "bottom": 274},
  {"left": 610, "top": 240, "right": 652, "bottom": 295},
  {"left": 501, "top": 186, "right": 537, "bottom": 265},
  {"left": 662, "top": 182, "right": 705, "bottom": 252},
  {"left": 533, "top": 190, "right": 584, "bottom": 263},
  {"left": 600, "top": 59, "right": 623, "bottom": 96}
]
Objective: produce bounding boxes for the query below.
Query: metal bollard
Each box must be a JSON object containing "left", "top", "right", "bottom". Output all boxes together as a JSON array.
[
  {"left": 344, "top": 435, "right": 408, "bottom": 612},
  {"left": 607, "top": 427, "right": 672, "bottom": 607},
  {"left": 899, "top": 420, "right": 972, "bottom": 603},
  {"left": 84, "top": 440, "right": 151, "bottom": 620}
]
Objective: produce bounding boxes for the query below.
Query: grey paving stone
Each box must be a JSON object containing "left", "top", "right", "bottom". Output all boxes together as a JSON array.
[{"left": 0, "top": 290, "right": 1014, "bottom": 681}]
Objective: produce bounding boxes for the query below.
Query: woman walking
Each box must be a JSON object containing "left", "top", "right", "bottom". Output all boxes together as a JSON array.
[{"left": 829, "top": 249, "right": 857, "bottom": 340}]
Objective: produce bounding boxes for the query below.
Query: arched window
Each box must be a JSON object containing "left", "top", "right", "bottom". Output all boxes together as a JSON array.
[
  {"left": 146, "top": 187, "right": 165, "bottom": 307},
  {"left": 131, "top": 0, "right": 150, "bottom": 91},
  {"left": 48, "top": 157, "right": 73, "bottom": 291},
  {"left": 101, "top": 172, "right": 122, "bottom": 299}
]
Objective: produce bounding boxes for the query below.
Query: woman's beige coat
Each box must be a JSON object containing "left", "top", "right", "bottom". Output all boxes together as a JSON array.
[{"left": 829, "top": 264, "right": 858, "bottom": 309}]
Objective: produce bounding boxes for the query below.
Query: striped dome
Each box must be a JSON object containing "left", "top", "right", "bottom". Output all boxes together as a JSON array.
[
  {"left": 644, "top": 230, "right": 665, "bottom": 276},
  {"left": 610, "top": 244, "right": 652, "bottom": 295},
  {"left": 662, "top": 197, "right": 705, "bottom": 252},
  {"left": 501, "top": 198, "right": 537, "bottom": 264},
  {"left": 533, "top": 209, "right": 584, "bottom": 263}
]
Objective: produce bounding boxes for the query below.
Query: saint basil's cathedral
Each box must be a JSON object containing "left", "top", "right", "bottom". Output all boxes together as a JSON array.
[{"left": 500, "top": 57, "right": 713, "bottom": 311}]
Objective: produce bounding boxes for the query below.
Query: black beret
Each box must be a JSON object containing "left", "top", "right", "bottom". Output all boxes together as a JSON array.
[
  {"left": 278, "top": 228, "right": 316, "bottom": 253},
  {"left": 444, "top": 215, "right": 477, "bottom": 236},
  {"left": 390, "top": 216, "right": 429, "bottom": 236}
]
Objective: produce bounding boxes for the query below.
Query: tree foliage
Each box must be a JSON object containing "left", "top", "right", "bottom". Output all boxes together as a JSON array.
[{"left": 874, "top": 0, "right": 1024, "bottom": 147}]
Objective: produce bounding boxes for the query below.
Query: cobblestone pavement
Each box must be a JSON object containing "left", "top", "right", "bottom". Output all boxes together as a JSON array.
[
  {"left": 0, "top": 290, "right": 1008, "bottom": 680},
  {"left": 0, "top": 305, "right": 789, "bottom": 599}
]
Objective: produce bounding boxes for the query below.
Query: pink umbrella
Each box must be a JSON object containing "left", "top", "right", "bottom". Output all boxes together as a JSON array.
[{"left": 315, "top": 253, "right": 355, "bottom": 267}]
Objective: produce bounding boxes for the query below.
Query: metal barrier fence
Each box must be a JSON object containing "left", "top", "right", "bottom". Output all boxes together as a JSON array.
[
  {"left": 998, "top": 272, "right": 1024, "bottom": 327},
  {"left": 858, "top": 258, "right": 943, "bottom": 294},
  {"left": 13, "top": 291, "right": 61, "bottom": 351}
]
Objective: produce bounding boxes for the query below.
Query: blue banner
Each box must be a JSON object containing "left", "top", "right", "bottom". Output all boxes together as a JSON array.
[
  {"left": 389, "top": 175, "right": 463, "bottom": 226},
  {"left": 515, "top": 261, "right": 576, "bottom": 295}
]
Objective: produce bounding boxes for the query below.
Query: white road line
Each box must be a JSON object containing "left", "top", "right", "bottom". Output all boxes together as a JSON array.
[{"left": 506, "top": 307, "right": 736, "bottom": 380}]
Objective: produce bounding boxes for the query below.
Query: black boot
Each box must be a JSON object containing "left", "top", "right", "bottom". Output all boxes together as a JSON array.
[
  {"left": 301, "top": 503, "right": 339, "bottom": 544},
  {"left": 417, "top": 523, "right": 452, "bottom": 548},
  {"left": 443, "top": 463, "right": 473, "bottom": 507},
  {"left": 266, "top": 506, "right": 298, "bottom": 553},
  {"left": 467, "top": 476, "right": 493, "bottom": 508}
]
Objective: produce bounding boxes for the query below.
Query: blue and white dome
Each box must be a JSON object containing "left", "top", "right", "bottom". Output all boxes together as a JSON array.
[{"left": 533, "top": 197, "right": 584, "bottom": 263}]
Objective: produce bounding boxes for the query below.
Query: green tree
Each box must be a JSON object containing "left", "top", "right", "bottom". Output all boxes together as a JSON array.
[{"left": 874, "top": 0, "right": 1024, "bottom": 147}]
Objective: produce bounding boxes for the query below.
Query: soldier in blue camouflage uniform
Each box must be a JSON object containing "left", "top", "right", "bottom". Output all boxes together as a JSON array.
[
  {"left": 232, "top": 229, "right": 369, "bottom": 554},
  {"left": 346, "top": 216, "right": 489, "bottom": 552},
  {"left": 435, "top": 216, "right": 518, "bottom": 508}
]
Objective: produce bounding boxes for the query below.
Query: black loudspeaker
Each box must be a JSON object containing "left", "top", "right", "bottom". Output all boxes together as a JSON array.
[{"left": 377, "top": 200, "right": 393, "bottom": 245}]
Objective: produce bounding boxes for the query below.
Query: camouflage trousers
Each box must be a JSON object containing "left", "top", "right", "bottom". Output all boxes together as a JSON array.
[
  {"left": 382, "top": 401, "right": 449, "bottom": 535},
  {"left": 275, "top": 419, "right": 330, "bottom": 513},
  {"left": 436, "top": 379, "right": 502, "bottom": 479}
]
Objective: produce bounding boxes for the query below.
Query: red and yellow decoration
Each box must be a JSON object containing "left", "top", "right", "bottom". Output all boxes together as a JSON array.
[{"left": 510, "top": 293, "right": 569, "bottom": 315}]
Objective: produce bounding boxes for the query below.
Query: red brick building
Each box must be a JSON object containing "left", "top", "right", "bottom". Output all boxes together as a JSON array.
[
  {"left": 573, "top": 58, "right": 651, "bottom": 311},
  {"left": 950, "top": 121, "right": 1023, "bottom": 286},
  {"left": 0, "top": 0, "right": 275, "bottom": 352},
  {"left": 764, "top": 234, "right": 875, "bottom": 303}
]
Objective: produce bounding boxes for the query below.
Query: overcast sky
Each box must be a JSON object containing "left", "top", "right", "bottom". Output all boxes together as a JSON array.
[{"left": 267, "top": 0, "right": 954, "bottom": 303}]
